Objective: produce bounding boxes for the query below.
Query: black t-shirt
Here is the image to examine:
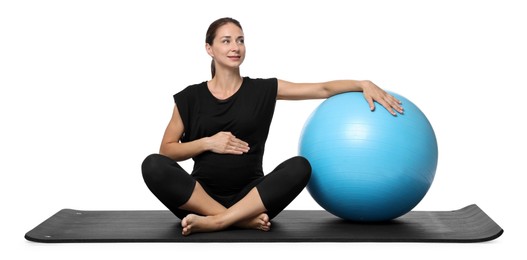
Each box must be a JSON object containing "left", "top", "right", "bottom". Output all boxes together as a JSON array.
[{"left": 173, "top": 77, "right": 277, "bottom": 196}]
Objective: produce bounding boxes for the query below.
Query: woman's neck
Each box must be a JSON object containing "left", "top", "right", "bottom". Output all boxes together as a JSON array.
[{"left": 208, "top": 70, "right": 243, "bottom": 100}]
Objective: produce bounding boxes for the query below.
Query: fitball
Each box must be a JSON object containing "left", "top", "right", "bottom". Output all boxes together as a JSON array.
[{"left": 299, "top": 92, "right": 438, "bottom": 222}]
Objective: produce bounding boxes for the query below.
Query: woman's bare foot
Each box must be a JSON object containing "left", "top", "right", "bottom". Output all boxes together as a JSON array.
[
  {"left": 235, "top": 213, "right": 271, "bottom": 231},
  {"left": 181, "top": 213, "right": 271, "bottom": 236},
  {"left": 181, "top": 214, "right": 224, "bottom": 236}
]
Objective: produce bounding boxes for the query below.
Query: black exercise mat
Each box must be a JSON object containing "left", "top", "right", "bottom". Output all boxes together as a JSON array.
[{"left": 25, "top": 204, "right": 503, "bottom": 243}]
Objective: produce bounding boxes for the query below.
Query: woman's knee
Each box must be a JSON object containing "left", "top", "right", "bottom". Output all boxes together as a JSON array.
[
  {"left": 141, "top": 153, "right": 169, "bottom": 183},
  {"left": 266, "top": 156, "right": 312, "bottom": 190},
  {"left": 288, "top": 156, "right": 312, "bottom": 183}
]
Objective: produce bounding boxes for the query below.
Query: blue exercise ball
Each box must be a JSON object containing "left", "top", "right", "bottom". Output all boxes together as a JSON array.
[{"left": 299, "top": 92, "right": 438, "bottom": 222}]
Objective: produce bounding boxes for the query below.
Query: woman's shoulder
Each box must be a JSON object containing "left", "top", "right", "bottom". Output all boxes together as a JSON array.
[
  {"left": 242, "top": 77, "right": 278, "bottom": 98},
  {"left": 174, "top": 81, "right": 207, "bottom": 96},
  {"left": 173, "top": 81, "right": 209, "bottom": 107},
  {"left": 244, "top": 77, "right": 277, "bottom": 87}
]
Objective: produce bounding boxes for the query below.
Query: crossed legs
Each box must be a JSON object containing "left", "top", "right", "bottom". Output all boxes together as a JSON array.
[
  {"left": 179, "top": 182, "right": 270, "bottom": 235},
  {"left": 141, "top": 154, "right": 311, "bottom": 236}
]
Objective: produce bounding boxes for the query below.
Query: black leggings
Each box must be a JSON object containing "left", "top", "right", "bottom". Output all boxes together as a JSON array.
[{"left": 141, "top": 154, "right": 311, "bottom": 220}]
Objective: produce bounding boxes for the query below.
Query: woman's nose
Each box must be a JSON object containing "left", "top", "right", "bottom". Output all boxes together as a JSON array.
[{"left": 230, "top": 42, "right": 240, "bottom": 51}]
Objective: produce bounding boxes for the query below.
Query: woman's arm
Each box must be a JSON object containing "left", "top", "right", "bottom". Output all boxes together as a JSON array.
[
  {"left": 159, "top": 105, "right": 249, "bottom": 161},
  {"left": 277, "top": 79, "right": 404, "bottom": 115}
]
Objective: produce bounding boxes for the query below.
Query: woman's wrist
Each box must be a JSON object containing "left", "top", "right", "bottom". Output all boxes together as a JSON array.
[
  {"left": 359, "top": 80, "right": 373, "bottom": 92},
  {"left": 200, "top": 137, "right": 212, "bottom": 152}
]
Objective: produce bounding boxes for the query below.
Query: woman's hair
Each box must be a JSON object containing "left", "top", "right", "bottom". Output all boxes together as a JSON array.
[{"left": 206, "top": 17, "right": 243, "bottom": 78}]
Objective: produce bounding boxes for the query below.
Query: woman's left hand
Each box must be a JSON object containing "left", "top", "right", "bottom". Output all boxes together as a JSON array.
[{"left": 361, "top": 80, "right": 404, "bottom": 116}]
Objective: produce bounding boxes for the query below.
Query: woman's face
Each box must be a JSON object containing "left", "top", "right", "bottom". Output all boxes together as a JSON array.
[{"left": 207, "top": 22, "right": 245, "bottom": 70}]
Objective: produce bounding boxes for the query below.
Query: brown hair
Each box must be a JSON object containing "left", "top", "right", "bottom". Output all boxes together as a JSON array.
[{"left": 205, "top": 17, "right": 243, "bottom": 78}]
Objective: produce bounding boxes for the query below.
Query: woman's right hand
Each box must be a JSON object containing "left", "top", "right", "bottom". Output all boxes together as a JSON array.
[{"left": 206, "top": 132, "right": 250, "bottom": 155}]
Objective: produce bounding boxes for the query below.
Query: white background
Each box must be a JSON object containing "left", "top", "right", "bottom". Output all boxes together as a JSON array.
[{"left": 1, "top": 0, "right": 525, "bottom": 259}]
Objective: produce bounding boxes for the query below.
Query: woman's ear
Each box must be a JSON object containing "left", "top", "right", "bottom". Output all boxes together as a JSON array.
[{"left": 205, "top": 43, "right": 214, "bottom": 58}]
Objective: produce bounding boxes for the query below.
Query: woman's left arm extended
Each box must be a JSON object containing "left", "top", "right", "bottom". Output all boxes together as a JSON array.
[{"left": 277, "top": 79, "right": 404, "bottom": 115}]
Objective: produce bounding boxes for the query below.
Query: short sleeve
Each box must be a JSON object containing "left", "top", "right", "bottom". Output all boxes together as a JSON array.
[{"left": 173, "top": 87, "right": 192, "bottom": 143}]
